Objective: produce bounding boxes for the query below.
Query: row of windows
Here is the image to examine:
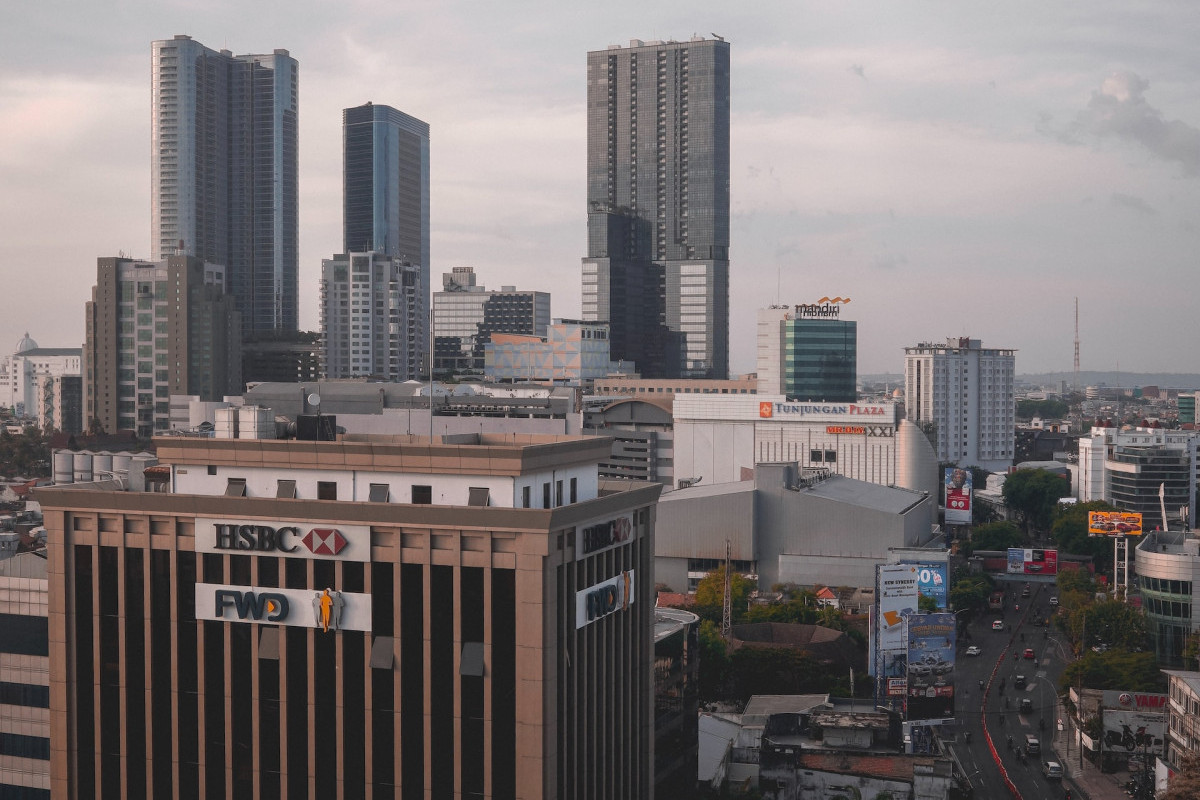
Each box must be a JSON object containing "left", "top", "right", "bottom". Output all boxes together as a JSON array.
[
  {"left": 0, "top": 681, "right": 49, "bottom": 708},
  {"left": 1140, "top": 576, "right": 1193, "bottom": 596},
  {"left": 0, "top": 732, "right": 49, "bottom": 760}
]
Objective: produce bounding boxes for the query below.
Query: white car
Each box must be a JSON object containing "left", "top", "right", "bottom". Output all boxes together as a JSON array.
[
  {"left": 966, "top": 645, "right": 981, "bottom": 656},
  {"left": 992, "top": 620, "right": 1005, "bottom": 631},
  {"left": 1049, "top": 596, "right": 1059, "bottom": 606}
]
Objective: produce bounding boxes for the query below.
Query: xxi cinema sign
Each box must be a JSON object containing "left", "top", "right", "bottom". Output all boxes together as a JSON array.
[{"left": 195, "top": 518, "right": 371, "bottom": 562}]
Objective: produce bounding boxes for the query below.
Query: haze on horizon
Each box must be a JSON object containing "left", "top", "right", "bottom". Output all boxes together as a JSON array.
[{"left": 2, "top": 1, "right": 1198, "bottom": 376}]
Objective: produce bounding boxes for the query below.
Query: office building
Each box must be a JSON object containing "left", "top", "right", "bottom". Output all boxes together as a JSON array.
[
  {"left": 240, "top": 332, "right": 323, "bottom": 385},
  {"left": 320, "top": 251, "right": 422, "bottom": 381},
  {"left": 1077, "top": 426, "right": 1200, "bottom": 529},
  {"left": 484, "top": 320, "right": 632, "bottom": 384},
  {"left": 757, "top": 305, "right": 856, "bottom": 402},
  {"left": 0, "top": 335, "right": 82, "bottom": 419},
  {"left": 582, "top": 37, "right": 731, "bottom": 379},
  {"left": 1180, "top": 393, "right": 1196, "bottom": 425},
  {"left": 1164, "top": 671, "right": 1200, "bottom": 782},
  {"left": 151, "top": 35, "right": 298, "bottom": 334},
  {"left": 0, "top": 551, "right": 49, "bottom": 799},
  {"left": 84, "top": 255, "right": 242, "bottom": 438},
  {"left": 34, "top": 375, "right": 82, "bottom": 435},
  {"left": 433, "top": 267, "right": 550, "bottom": 376},
  {"left": 903, "top": 337, "right": 1016, "bottom": 472},
  {"left": 1135, "top": 532, "right": 1200, "bottom": 666},
  {"left": 39, "top": 429, "right": 660, "bottom": 799}
]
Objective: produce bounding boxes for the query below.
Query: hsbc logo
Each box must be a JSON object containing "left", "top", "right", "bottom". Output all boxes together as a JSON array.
[
  {"left": 197, "top": 518, "right": 371, "bottom": 562},
  {"left": 303, "top": 528, "right": 348, "bottom": 556}
]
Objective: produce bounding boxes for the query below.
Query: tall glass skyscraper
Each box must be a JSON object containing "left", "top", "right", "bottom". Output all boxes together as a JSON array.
[
  {"left": 151, "top": 35, "right": 299, "bottom": 335},
  {"left": 343, "top": 102, "right": 431, "bottom": 367},
  {"left": 756, "top": 306, "right": 857, "bottom": 402},
  {"left": 582, "top": 37, "right": 731, "bottom": 379}
]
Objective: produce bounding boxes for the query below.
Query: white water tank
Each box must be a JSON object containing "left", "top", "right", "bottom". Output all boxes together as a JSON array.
[
  {"left": 215, "top": 406, "right": 239, "bottom": 439},
  {"left": 112, "top": 453, "right": 132, "bottom": 477},
  {"left": 73, "top": 451, "right": 93, "bottom": 483},
  {"left": 53, "top": 450, "right": 75, "bottom": 484},
  {"left": 93, "top": 451, "right": 113, "bottom": 478},
  {"left": 128, "top": 455, "right": 158, "bottom": 493},
  {"left": 238, "top": 405, "right": 275, "bottom": 439}
]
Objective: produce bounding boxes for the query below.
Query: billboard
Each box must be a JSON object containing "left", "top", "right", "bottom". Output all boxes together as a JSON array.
[
  {"left": 1102, "top": 691, "right": 1168, "bottom": 713},
  {"left": 1006, "top": 548, "right": 1058, "bottom": 575},
  {"left": 906, "top": 612, "right": 956, "bottom": 721},
  {"left": 912, "top": 562, "right": 949, "bottom": 610},
  {"left": 1089, "top": 511, "right": 1143, "bottom": 536},
  {"left": 875, "top": 564, "right": 920, "bottom": 699},
  {"left": 944, "top": 467, "right": 973, "bottom": 525},
  {"left": 1103, "top": 709, "right": 1165, "bottom": 754}
]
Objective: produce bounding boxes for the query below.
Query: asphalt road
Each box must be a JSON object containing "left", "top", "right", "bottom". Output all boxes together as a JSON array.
[{"left": 946, "top": 577, "right": 1075, "bottom": 800}]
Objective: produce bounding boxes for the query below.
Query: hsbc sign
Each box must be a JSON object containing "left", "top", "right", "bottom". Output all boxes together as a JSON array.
[{"left": 195, "top": 518, "right": 371, "bottom": 562}]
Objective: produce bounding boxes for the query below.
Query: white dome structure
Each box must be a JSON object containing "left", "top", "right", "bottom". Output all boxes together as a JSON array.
[{"left": 15, "top": 332, "right": 38, "bottom": 353}]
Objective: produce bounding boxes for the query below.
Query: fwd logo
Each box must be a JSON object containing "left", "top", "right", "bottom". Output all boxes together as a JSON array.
[{"left": 214, "top": 589, "right": 290, "bottom": 622}]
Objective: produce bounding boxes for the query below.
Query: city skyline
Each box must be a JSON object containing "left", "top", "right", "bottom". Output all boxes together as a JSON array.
[{"left": 2, "top": 3, "right": 1200, "bottom": 375}]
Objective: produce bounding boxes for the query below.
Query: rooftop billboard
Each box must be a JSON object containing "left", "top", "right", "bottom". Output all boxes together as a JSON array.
[
  {"left": 944, "top": 467, "right": 973, "bottom": 526},
  {"left": 906, "top": 612, "right": 956, "bottom": 722},
  {"left": 1089, "top": 511, "right": 1143, "bottom": 536}
]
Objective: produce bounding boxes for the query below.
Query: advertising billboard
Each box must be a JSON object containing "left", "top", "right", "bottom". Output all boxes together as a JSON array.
[
  {"left": 1102, "top": 691, "right": 1168, "bottom": 713},
  {"left": 874, "top": 564, "right": 920, "bottom": 699},
  {"left": 1089, "top": 511, "right": 1144, "bottom": 536},
  {"left": 1102, "top": 709, "right": 1165, "bottom": 754},
  {"left": 912, "top": 563, "right": 949, "bottom": 610},
  {"left": 906, "top": 612, "right": 956, "bottom": 721},
  {"left": 1006, "top": 548, "right": 1058, "bottom": 575},
  {"left": 944, "top": 467, "right": 973, "bottom": 525}
]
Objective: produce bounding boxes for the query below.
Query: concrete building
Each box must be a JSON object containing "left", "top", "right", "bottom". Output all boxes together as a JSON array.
[
  {"left": 756, "top": 306, "right": 856, "bottom": 402},
  {"left": 0, "top": 335, "right": 82, "bottom": 420},
  {"left": 0, "top": 551, "right": 49, "bottom": 799},
  {"left": 582, "top": 37, "right": 730, "bottom": 379},
  {"left": 151, "top": 35, "right": 298, "bottom": 335},
  {"left": 240, "top": 332, "right": 323, "bottom": 385},
  {"left": 38, "top": 430, "right": 660, "bottom": 799},
  {"left": 1163, "top": 671, "right": 1200, "bottom": 784},
  {"left": 654, "top": 462, "right": 935, "bottom": 592},
  {"left": 433, "top": 267, "right": 550, "bottom": 376},
  {"left": 673, "top": 395, "right": 940, "bottom": 500},
  {"left": 1078, "top": 426, "right": 1200, "bottom": 530},
  {"left": 320, "top": 251, "right": 422, "bottom": 382},
  {"left": 903, "top": 337, "right": 1016, "bottom": 472},
  {"left": 485, "top": 320, "right": 632, "bottom": 385},
  {"left": 583, "top": 398, "right": 674, "bottom": 487},
  {"left": 33, "top": 374, "right": 82, "bottom": 435},
  {"left": 591, "top": 376, "right": 757, "bottom": 398},
  {"left": 84, "top": 255, "right": 242, "bottom": 438},
  {"left": 1135, "top": 531, "right": 1200, "bottom": 666}
]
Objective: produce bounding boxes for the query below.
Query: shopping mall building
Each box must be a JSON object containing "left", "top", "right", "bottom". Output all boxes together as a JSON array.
[{"left": 37, "top": 427, "right": 661, "bottom": 799}]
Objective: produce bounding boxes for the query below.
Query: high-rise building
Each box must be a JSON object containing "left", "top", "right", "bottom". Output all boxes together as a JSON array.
[
  {"left": 0, "top": 335, "right": 81, "bottom": 419},
  {"left": 84, "top": 255, "right": 242, "bottom": 438},
  {"left": 903, "top": 337, "right": 1015, "bottom": 472},
  {"left": 320, "top": 251, "right": 422, "bottom": 381},
  {"left": 756, "top": 305, "right": 857, "bottom": 401},
  {"left": 0, "top": 552, "right": 49, "bottom": 799},
  {"left": 151, "top": 35, "right": 299, "bottom": 335},
  {"left": 582, "top": 37, "right": 731, "bottom": 379},
  {"left": 433, "top": 267, "right": 550, "bottom": 376},
  {"left": 343, "top": 102, "right": 430, "bottom": 366},
  {"left": 39, "top": 431, "right": 660, "bottom": 799}
]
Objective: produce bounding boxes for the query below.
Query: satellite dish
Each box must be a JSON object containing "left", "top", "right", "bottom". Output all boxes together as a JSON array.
[{"left": 307, "top": 393, "right": 321, "bottom": 409}]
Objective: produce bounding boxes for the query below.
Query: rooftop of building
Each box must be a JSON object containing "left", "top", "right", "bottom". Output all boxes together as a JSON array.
[
  {"left": 653, "top": 607, "right": 699, "bottom": 642},
  {"left": 795, "top": 752, "right": 942, "bottom": 783},
  {"left": 741, "top": 694, "right": 829, "bottom": 725},
  {"left": 12, "top": 347, "right": 81, "bottom": 358},
  {"left": 1163, "top": 670, "right": 1200, "bottom": 697},
  {"left": 1136, "top": 530, "right": 1200, "bottom": 557},
  {"left": 801, "top": 471, "right": 928, "bottom": 515}
]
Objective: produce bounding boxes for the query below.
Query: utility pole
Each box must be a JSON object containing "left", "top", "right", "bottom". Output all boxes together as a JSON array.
[{"left": 721, "top": 539, "right": 732, "bottom": 639}]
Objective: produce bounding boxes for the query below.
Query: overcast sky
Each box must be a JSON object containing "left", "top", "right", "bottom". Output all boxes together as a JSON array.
[{"left": 2, "top": 1, "right": 1199, "bottom": 376}]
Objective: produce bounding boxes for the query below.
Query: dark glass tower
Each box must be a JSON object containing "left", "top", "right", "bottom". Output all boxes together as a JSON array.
[
  {"left": 784, "top": 319, "right": 857, "bottom": 402},
  {"left": 151, "top": 35, "right": 298, "bottom": 335},
  {"left": 582, "top": 37, "right": 731, "bottom": 379},
  {"left": 343, "top": 102, "right": 431, "bottom": 361}
]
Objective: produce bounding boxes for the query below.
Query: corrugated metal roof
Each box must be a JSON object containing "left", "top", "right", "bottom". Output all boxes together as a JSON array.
[
  {"left": 659, "top": 480, "right": 753, "bottom": 503},
  {"left": 805, "top": 474, "right": 927, "bottom": 514}
]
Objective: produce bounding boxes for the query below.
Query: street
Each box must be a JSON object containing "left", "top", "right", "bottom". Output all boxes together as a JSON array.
[{"left": 945, "top": 577, "right": 1075, "bottom": 799}]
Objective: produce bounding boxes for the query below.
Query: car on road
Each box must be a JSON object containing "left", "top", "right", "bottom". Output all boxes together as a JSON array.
[
  {"left": 1020, "top": 698, "right": 1033, "bottom": 714},
  {"left": 966, "top": 645, "right": 981, "bottom": 656},
  {"left": 1049, "top": 595, "right": 1059, "bottom": 606},
  {"left": 1025, "top": 734, "right": 1041, "bottom": 754},
  {"left": 1043, "top": 761, "right": 1063, "bottom": 779},
  {"left": 992, "top": 620, "right": 1005, "bottom": 631},
  {"left": 1024, "top": 648, "right": 1036, "bottom": 659},
  {"left": 1014, "top": 674, "right": 1027, "bottom": 689},
  {"left": 1022, "top": 585, "right": 1031, "bottom": 596}
]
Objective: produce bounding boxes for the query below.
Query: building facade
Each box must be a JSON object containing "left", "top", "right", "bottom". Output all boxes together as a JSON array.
[
  {"left": 903, "top": 337, "right": 1016, "bottom": 472},
  {"left": 0, "top": 552, "right": 49, "bottom": 799},
  {"left": 151, "top": 35, "right": 299, "bottom": 334},
  {"left": 433, "top": 267, "right": 550, "bottom": 376},
  {"left": 320, "top": 251, "right": 422, "bottom": 382},
  {"left": 1163, "top": 671, "right": 1200, "bottom": 781},
  {"left": 485, "top": 321, "right": 631, "bottom": 384},
  {"left": 582, "top": 37, "right": 731, "bottom": 379},
  {"left": 34, "top": 375, "right": 82, "bottom": 435},
  {"left": 343, "top": 102, "right": 430, "bottom": 360},
  {"left": 40, "top": 431, "right": 660, "bottom": 799},
  {"left": 1078, "top": 427, "right": 1200, "bottom": 529},
  {"left": 757, "top": 306, "right": 856, "bottom": 402},
  {"left": 0, "top": 335, "right": 82, "bottom": 420},
  {"left": 84, "top": 255, "right": 242, "bottom": 438},
  {"left": 1135, "top": 532, "right": 1200, "bottom": 666}
]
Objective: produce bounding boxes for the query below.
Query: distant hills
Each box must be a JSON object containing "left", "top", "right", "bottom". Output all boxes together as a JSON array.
[{"left": 861, "top": 372, "right": 1200, "bottom": 390}]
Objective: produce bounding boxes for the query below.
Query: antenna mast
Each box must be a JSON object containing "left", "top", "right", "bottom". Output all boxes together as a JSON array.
[
  {"left": 721, "top": 539, "right": 732, "bottom": 638},
  {"left": 1073, "top": 297, "right": 1080, "bottom": 393}
]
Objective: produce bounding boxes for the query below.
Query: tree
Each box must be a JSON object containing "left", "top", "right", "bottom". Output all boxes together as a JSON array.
[
  {"left": 1051, "top": 500, "right": 1119, "bottom": 573},
  {"left": 1016, "top": 398, "right": 1070, "bottom": 420},
  {"left": 970, "top": 521, "right": 1024, "bottom": 552},
  {"left": 1055, "top": 568, "right": 1097, "bottom": 596},
  {"left": 1084, "top": 599, "right": 1150, "bottom": 652},
  {"left": 697, "top": 620, "right": 730, "bottom": 701},
  {"left": 918, "top": 593, "right": 939, "bottom": 613},
  {"left": 693, "top": 567, "right": 755, "bottom": 612},
  {"left": 1059, "top": 650, "right": 1164, "bottom": 693},
  {"left": 1164, "top": 751, "right": 1200, "bottom": 800},
  {"left": 1003, "top": 468, "right": 1070, "bottom": 534},
  {"left": 949, "top": 575, "right": 992, "bottom": 622}
]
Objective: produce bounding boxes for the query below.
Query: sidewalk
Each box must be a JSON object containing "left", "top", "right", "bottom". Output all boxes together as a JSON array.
[{"left": 1052, "top": 699, "right": 1129, "bottom": 800}]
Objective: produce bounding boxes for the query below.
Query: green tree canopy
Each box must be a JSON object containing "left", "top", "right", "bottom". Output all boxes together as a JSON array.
[
  {"left": 970, "top": 521, "right": 1024, "bottom": 552},
  {"left": 1051, "top": 500, "right": 1120, "bottom": 572},
  {"left": 949, "top": 575, "right": 992, "bottom": 622},
  {"left": 1003, "top": 468, "right": 1071, "bottom": 533},
  {"left": 1059, "top": 650, "right": 1164, "bottom": 693},
  {"left": 1016, "top": 398, "right": 1070, "bottom": 420},
  {"left": 694, "top": 567, "right": 755, "bottom": 610}
]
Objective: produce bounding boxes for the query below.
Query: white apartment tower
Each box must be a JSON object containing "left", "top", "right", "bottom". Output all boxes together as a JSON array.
[
  {"left": 904, "top": 337, "right": 1015, "bottom": 472},
  {"left": 320, "top": 251, "right": 422, "bottom": 381}
]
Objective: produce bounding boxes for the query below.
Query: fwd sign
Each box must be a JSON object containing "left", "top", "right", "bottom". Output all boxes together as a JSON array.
[{"left": 214, "top": 589, "right": 290, "bottom": 622}]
